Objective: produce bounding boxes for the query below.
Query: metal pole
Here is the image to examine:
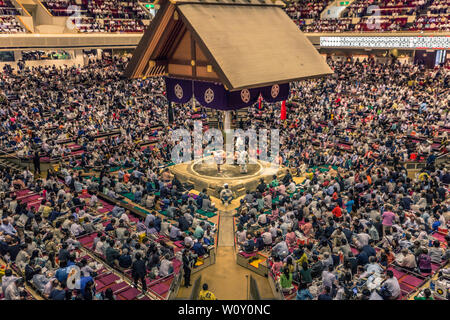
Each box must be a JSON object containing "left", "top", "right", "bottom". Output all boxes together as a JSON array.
[{"left": 246, "top": 274, "right": 249, "bottom": 300}]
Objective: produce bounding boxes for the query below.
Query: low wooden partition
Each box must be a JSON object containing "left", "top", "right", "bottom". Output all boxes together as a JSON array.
[
  {"left": 267, "top": 271, "right": 286, "bottom": 300},
  {"left": 236, "top": 251, "right": 269, "bottom": 278}
]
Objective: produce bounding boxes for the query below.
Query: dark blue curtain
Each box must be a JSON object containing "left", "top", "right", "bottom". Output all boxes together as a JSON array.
[
  {"left": 193, "top": 81, "right": 228, "bottom": 110},
  {"left": 227, "top": 88, "right": 261, "bottom": 109},
  {"left": 260, "top": 83, "right": 290, "bottom": 103},
  {"left": 165, "top": 77, "right": 193, "bottom": 104},
  {"left": 165, "top": 77, "right": 290, "bottom": 110}
]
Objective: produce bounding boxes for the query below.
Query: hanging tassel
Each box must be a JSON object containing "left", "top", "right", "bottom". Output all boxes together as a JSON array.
[
  {"left": 258, "top": 95, "right": 262, "bottom": 109},
  {"left": 280, "top": 100, "right": 286, "bottom": 120}
]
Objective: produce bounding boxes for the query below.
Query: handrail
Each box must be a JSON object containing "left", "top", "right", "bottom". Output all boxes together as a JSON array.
[
  {"left": 13, "top": 0, "right": 31, "bottom": 17},
  {"left": 15, "top": 15, "right": 33, "bottom": 33}
]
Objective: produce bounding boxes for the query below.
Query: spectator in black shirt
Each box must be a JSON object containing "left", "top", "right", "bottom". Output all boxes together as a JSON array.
[{"left": 131, "top": 252, "right": 147, "bottom": 292}]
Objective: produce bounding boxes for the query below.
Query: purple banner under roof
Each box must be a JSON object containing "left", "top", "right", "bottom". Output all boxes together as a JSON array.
[
  {"left": 165, "top": 77, "right": 192, "bottom": 104},
  {"left": 164, "top": 77, "right": 290, "bottom": 110},
  {"left": 193, "top": 81, "right": 228, "bottom": 110},
  {"left": 227, "top": 88, "right": 260, "bottom": 109},
  {"left": 260, "top": 83, "right": 290, "bottom": 103}
]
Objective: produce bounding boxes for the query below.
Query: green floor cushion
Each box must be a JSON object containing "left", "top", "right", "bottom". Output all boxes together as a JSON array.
[
  {"left": 134, "top": 206, "right": 152, "bottom": 215},
  {"left": 196, "top": 209, "right": 217, "bottom": 218},
  {"left": 121, "top": 192, "right": 135, "bottom": 201},
  {"left": 159, "top": 210, "right": 169, "bottom": 217},
  {"left": 197, "top": 217, "right": 216, "bottom": 227}
]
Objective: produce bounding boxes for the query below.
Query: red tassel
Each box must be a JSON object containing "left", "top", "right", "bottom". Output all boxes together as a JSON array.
[
  {"left": 280, "top": 100, "right": 286, "bottom": 120},
  {"left": 258, "top": 96, "right": 262, "bottom": 109}
]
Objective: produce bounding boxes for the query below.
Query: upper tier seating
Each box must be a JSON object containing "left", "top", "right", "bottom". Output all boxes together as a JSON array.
[
  {"left": 0, "top": 0, "right": 19, "bottom": 15},
  {"left": 0, "top": 15, "right": 25, "bottom": 33}
]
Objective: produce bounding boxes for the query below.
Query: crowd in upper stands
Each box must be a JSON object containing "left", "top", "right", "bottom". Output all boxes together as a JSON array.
[
  {"left": 0, "top": 0, "right": 19, "bottom": 16},
  {"left": 285, "top": 0, "right": 330, "bottom": 20},
  {"left": 428, "top": 0, "right": 450, "bottom": 14},
  {"left": 342, "top": 0, "right": 430, "bottom": 18},
  {"left": 288, "top": 0, "right": 450, "bottom": 32},
  {"left": 42, "top": 0, "right": 149, "bottom": 33},
  {"left": 0, "top": 0, "right": 25, "bottom": 34},
  {"left": 72, "top": 17, "right": 145, "bottom": 32},
  {"left": 409, "top": 14, "right": 450, "bottom": 30},
  {"left": 0, "top": 16, "right": 25, "bottom": 33},
  {"left": 1, "top": 0, "right": 450, "bottom": 34}
]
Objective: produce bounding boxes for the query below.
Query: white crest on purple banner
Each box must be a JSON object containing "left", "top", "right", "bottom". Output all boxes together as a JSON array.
[
  {"left": 271, "top": 84, "right": 280, "bottom": 98},
  {"left": 174, "top": 84, "right": 183, "bottom": 99},
  {"left": 240, "top": 89, "right": 250, "bottom": 103},
  {"left": 204, "top": 88, "right": 214, "bottom": 104}
]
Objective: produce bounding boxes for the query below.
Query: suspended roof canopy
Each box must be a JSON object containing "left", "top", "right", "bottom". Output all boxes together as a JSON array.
[{"left": 124, "top": 0, "right": 332, "bottom": 91}]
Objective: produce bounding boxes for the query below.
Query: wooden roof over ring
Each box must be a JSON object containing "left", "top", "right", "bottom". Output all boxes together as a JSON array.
[{"left": 124, "top": 0, "right": 332, "bottom": 91}]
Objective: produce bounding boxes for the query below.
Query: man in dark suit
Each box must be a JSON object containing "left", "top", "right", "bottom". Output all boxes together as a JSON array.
[{"left": 132, "top": 252, "right": 147, "bottom": 292}]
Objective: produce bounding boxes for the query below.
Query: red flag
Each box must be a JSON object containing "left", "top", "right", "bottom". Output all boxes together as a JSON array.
[
  {"left": 280, "top": 100, "right": 286, "bottom": 120},
  {"left": 258, "top": 96, "right": 262, "bottom": 109}
]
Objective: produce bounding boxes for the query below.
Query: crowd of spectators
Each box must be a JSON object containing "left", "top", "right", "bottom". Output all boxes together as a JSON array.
[
  {"left": 0, "top": 48, "right": 448, "bottom": 301},
  {"left": 342, "top": 0, "right": 430, "bottom": 18},
  {"left": 72, "top": 17, "right": 145, "bottom": 32},
  {"left": 0, "top": 54, "right": 220, "bottom": 300},
  {"left": 285, "top": 0, "right": 330, "bottom": 21},
  {"left": 409, "top": 14, "right": 450, "bottom": 30},
  {"left": 0, "top": 0, "right": 19, "bottom": 16},
  {"left": 234, "top": 57, "right": 449, "bottom": 300},
  {"left": 0, "top": 16, "right": 25, "bottom": 33},
  {"left": 41, "top": 0, "right": 149, "bottom": 33},
  {"left": 81, "top": 0, "right": 148, "bottom": 20},
  {"left": 426, "top": 0, "right": 450, "bottom": 14},
  {"left": 299, "top": 18, "right": 355, "bottom": 32},
  {"left": 290, "top": 0, "right": 449, "bottom": 32}
]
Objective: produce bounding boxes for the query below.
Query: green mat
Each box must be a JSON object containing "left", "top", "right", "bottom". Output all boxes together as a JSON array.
[
  {"left": 120, "top": 192, "right": 135, "bottom": 201},
  {"left": 134, "top": 206, "right": 151, "bottom": 215},
  {"left": 197, "top": 216, "right": 216, "bottom": 227},
  {"left": 309, "top": 165, "right": 338, "bottom": 173},
  {"left": 83, "top": 175, "right": 100, "bottom": 182},
  {"left": 196, "top": 209, "right": 217, "bottom": 218},
  {"left": 159, "top": 210, "right": 168, "bottom": 217}
]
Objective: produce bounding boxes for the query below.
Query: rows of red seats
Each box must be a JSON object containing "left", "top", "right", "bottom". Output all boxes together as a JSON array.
[
  {"left": 72, "top": 17, "right": 145, "bottom": 33},
  {"left": 285, "top": 0, "right": 330, "bottom": 19},
  {"left": 409, "top": 14, "right": 450, "bottom": 30}
]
